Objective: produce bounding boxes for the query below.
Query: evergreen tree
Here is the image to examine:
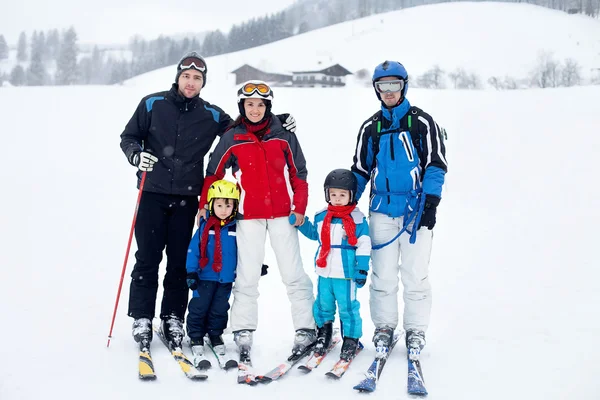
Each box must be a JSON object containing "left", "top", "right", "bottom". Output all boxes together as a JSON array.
[
  {"left": 10, "top": 65, "right": 26, "bottom": 86},
  {"left": 212, "top": 30, "right": 227, "bottom": 55},
  {"left": 26, "top": 47, "right": 47, "bottom": 86},
  {"left": 0, "top": 35, "right": 8, "bottom": 60},
  {"left": 78, "top": 57, "right": 93, "bottom": 84},
  {"left": 46, "top": 29, "right": 60, "bottom": 60},
  {"left": 38, "top": 31, "right": 47, "bottom": 60},
  {"left": 27, "top": 31, "right": 48, "bottom": 86},
  {"left": 90, "top": 46, "right": 105, "bottom": 84},
  {"left": 17, "top": 31, "right": 27, "bottom": 62},
  {"left": 55, "top": 27, "right": 79, "bottom": 85}
]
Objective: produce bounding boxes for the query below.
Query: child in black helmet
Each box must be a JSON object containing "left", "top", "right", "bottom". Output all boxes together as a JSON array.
[{"left": 291, "top": 168, "right": 371, "bottom": 362}]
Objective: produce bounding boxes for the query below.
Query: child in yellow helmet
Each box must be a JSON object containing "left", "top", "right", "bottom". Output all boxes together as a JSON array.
[{"left": 185, "top": 180, "right": 240, "bottom": 368}]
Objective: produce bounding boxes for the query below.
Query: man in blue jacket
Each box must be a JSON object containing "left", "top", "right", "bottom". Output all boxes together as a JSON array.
[
  {"left": 120, "top": 52, "right": 294, "bottom": 351},
  {"left": 350, "top": 61, "right": 448, "bottom": 359}
]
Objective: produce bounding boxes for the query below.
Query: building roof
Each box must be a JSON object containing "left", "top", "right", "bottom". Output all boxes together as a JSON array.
[{"left": 291, "top": 64, "right": 352, "bottom": 76}]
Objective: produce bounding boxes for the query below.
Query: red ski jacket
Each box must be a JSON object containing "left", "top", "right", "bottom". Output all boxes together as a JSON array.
[{"left": 200, "top": 115, "right": 308, "bottom": 220}]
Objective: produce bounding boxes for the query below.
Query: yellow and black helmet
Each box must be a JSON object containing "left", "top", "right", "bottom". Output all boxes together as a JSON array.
[{"left": 207, "top": 180, "right": 240, "bottom": 214}]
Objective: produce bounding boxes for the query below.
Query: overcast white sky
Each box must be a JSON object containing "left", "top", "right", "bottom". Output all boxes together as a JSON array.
[{"left": 1, "top": 0, "right": 298, "bottom": 45}]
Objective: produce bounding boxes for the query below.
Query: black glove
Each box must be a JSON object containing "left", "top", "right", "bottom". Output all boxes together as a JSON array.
[
  {"left": 353, "top": 270, "right": 368, "bottom": 288},
  {"left": 418, "top": 195, "right": 440, "bottom": 230},
  {"left": 261, "top": 264, "right": 269, "bottom": 276},
  {"left": 186, "top": 272, "right": 199, "bottom": 290}
]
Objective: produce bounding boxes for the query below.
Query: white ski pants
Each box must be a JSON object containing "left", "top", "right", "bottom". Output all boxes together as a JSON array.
[
  {"left": 369, "top": 212, "right": 433, "bottom": 332},
  {"left": 230, "top": 217, "right": 315, "bottom": 332}
]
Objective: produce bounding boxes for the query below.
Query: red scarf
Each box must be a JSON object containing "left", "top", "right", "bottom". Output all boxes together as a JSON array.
[
  {"left": 199, "top": 216, "right": 226, "bottom": 272},
  {"left": 316, "top": 204, "right": 358, "bottom": 268},
  {"left": 242, "top": 117, "right": 270, "bottom": 140}
]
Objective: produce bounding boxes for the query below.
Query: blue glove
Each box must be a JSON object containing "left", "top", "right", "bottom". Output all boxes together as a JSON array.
[
  {"left": 186, "top": 272, "right": 199, "bottom": 291},
  {"left": 353, "top": 270, "right": 368, "bottom": 288},
  {"left": 289, "top": 214, "right": 306, "bottom": 225}
]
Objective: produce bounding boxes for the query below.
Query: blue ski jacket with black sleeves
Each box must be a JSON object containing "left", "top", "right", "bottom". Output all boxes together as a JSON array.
[
  {"left": 351, "top": 99, "right": 448, "bottom": 217},
  {"left": 120, "top": 84, "right": 232, "bottom": 196}
]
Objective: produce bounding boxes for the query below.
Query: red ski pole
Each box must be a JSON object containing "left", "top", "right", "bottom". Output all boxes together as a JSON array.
[{"left": 107, "top": 171, "right": 147, "bottom": 347}]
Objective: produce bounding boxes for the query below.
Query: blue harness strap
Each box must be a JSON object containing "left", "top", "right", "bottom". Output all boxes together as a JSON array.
[{"left": 371, "top": 190, "right": 425, "bottom": 250}]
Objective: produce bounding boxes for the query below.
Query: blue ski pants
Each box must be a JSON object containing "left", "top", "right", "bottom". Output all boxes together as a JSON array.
[{"left": 313, "top": 276, "right": 362, "bottom": 339}]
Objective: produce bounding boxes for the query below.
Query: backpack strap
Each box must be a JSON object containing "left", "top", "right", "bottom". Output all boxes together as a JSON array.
[{"left": 369, "top": 110, "right": 383, "bottom": 157}]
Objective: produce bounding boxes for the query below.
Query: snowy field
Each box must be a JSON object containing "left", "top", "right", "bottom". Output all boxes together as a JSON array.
[
  {"left": 1, "top": 81, "right": 599, "bottom": 400},
  {"left": 1, "top": 3, "right": 600, "bottom": 399}
]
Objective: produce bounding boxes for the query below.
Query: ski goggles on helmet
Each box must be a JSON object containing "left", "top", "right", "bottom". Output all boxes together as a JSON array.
[
  {"left": 240, "top": 82, "right": 272, "bottom": 97},
  {"left": 374, "top": 79, "right": 405, "bottom": 93},
  {"left": 179, "top": 57, "right": 206, "bottom": 72}
]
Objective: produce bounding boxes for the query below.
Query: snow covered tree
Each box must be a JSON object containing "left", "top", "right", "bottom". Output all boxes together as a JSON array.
[
  {"left": 26, "top": 38, "right": 48, "bottom": 86},
  {"left": 0, "top": 35, "right": 8, "bottom": 60},
  {"left": 17, "top": 31, "right": 27, "bottom": 62},
  {"left": 37, "top": 31, "right": 47, "bottom": 60},
  {"left": 55, "top": 27, "right": 79, "bottom": 85},
  {"left": 560, "top": 58, "right": 582, "bottom": 86},
  {"left": 10, "top": 65, "right": 26, "bottom": 86},
  {"left": 530, "top": 51, "right": 560, "bottom": 88},
  {"left": 46, "top": 29, "right": 60, "bottom": 60},
  {"left": 417, "top": 65, "right": 446, "bottom": 89}
]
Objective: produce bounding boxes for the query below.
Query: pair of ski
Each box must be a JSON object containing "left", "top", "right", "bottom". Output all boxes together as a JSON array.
[
  {"left": 299, "top": 336, "right": 364, "bottom": 379},
  {"left": 191, "top": 336, "right": 239, "bottom": 372},
  {"left": 137, "top": 324, "right": 208, "bottom": 381},
  {"left": 238, "top": 331, "right": 360, "bottom": 385},
  {"left": 352, "top": 330, "right": 428, "bottom": 396}
]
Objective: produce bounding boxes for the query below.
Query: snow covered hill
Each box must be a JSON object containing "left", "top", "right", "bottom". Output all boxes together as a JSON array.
[{"left": 127, "top": 2, "right": 600, "bottom": 90}]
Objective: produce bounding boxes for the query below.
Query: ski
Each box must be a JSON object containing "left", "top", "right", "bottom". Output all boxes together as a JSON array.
[
  {"left": 407, "top": 349, "right": 428, "bottom": 396},
  {"left": 298, "top": 335, "right": 341, "bottom": 373},
  {"left": 256, "top": 343, "right": 316, "bottom": 383},
  {"left": 153, "top": 325, "right": 208, "bottom": 380},
  {"left": 138, "top": 344, "right": 157, "bottom": 380},
  {"left": 353, "top": 331, "right": 403, "bottom": 392},
  {"left": 238, "top": 350, "right": 258, "bottom": 385},
  {"left": 324, "top": 341, "right": 363, "bottom": 379},
  {"left": 206, "top": 336, "right": 238, "bottom": 370}
]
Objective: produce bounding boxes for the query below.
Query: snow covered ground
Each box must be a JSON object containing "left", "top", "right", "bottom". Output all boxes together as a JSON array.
[
  {"left": 1, "top": 3, "right": 600, "bottom": 400},
  {"left": 1, "top": 81, "right": 599, "bottom": 400}
]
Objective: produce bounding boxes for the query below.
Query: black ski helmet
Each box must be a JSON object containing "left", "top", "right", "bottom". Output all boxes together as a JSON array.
[{"left": 324, "top": 169, "right": 358, "bottom": 204}]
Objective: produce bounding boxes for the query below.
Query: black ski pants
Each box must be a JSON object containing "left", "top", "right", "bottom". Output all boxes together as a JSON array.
[
  {"left": 186, "top": 281, "right": 233, "bottom": 340},
  {"left": 128, "top": 191, "right": 199, "bottom": 321}
]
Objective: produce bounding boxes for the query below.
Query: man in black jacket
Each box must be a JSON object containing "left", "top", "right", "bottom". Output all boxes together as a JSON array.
[{"left": 120, "top": 52, "right": 295, "bottom": 349}]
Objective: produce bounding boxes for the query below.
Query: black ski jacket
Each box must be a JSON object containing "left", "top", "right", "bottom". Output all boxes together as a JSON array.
[{"left": 120, "top": 84, "right": 232, "bottom": 196}]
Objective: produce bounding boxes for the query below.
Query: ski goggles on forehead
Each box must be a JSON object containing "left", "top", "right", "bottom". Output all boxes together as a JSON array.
[
  {"left": 241, "top": 82, "right": 272, "bottom": 96},
  {"left": 375, "top": 79, "right": 405, "bottom": 93},
  {"left": 179, "top": 57, "right": 206, "bottom": 72}
]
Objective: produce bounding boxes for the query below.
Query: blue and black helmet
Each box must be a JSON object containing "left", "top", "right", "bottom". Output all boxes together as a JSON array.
[{"left": 372, "top": 60, "right": 409, "bottom": 101}]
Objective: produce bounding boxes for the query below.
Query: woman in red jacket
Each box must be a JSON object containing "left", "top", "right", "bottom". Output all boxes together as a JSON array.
[{"left": 199, "top": 81, "right": 316, "bottom": 358}]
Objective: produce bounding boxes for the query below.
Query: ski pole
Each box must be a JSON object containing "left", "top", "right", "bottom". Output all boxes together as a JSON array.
[{"left": 107, "top": 171, "right": 147, "bottom": 347}]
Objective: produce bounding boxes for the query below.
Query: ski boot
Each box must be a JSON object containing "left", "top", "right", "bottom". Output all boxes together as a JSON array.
[
  {"left": 406, "top": 329, "right": 426, "bottom": 361},
  {"left": 209, "top": 334, "right": 226, "bottom": 356},
  {"left": 190, "top": 337, "right": 205, "bottom": 357},
  {"left": 160, "top": 315, "right": 184, "bottom": 350},
  {"left": 291, "top": 328, "right": 317, "bottom": 357},
  {"left": 314, "top": 322, "right": 333, "bottom": 356},
  {"left": 132, "top": 317, "right": 152, "bottom": 348},
  {"left": 340, "top": 337, "right": 359, "bottom": 361},
  {"left": 372, "top": 326, "right": 394, "bottom": 359},
  {"left": 234, "top": 330, "right": 253, "bottom": 354}
]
